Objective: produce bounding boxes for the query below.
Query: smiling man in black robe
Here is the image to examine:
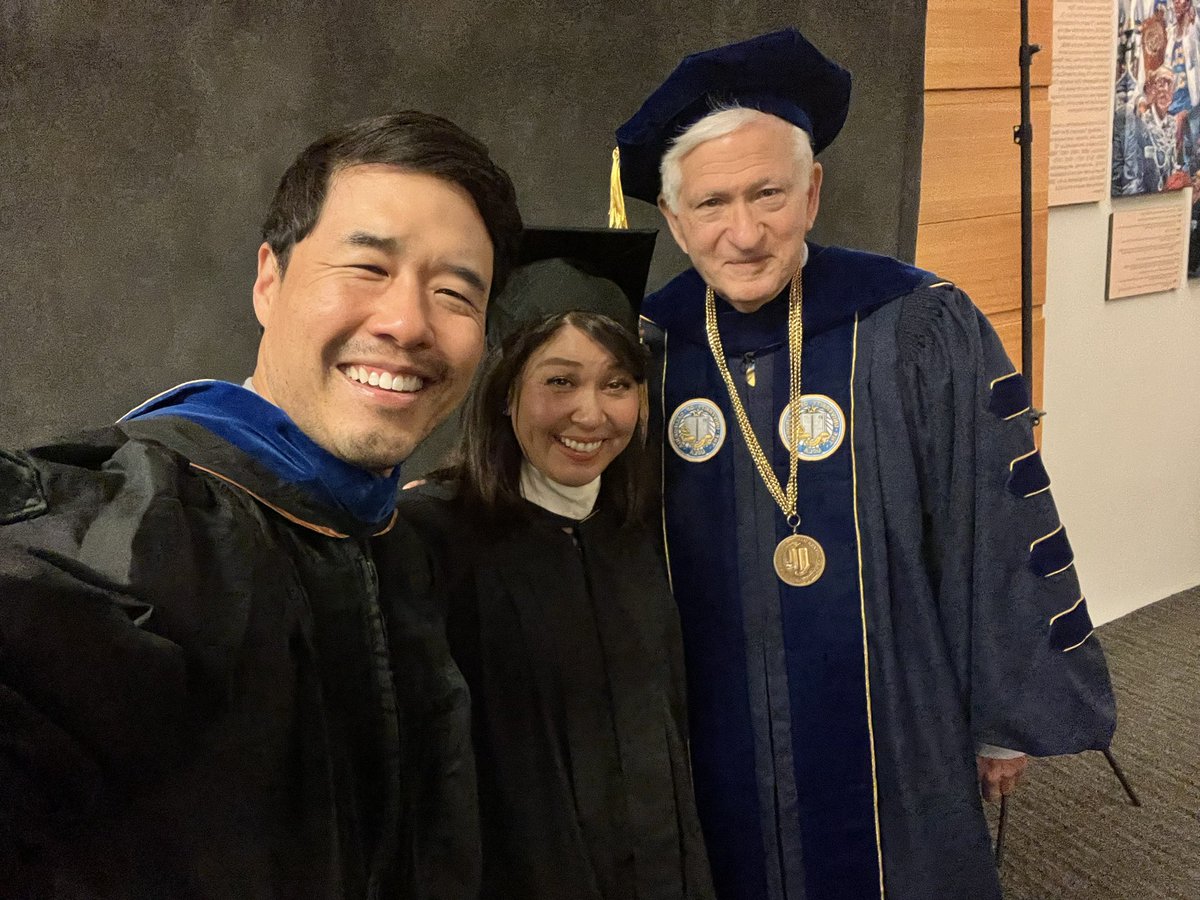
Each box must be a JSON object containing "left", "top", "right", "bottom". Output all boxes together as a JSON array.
[
  {"left": 614, "top": 28, "right": 1116, "bottom": 900},
  {"left": 0, "top": 111, "right": 521, "bottom": 898}
]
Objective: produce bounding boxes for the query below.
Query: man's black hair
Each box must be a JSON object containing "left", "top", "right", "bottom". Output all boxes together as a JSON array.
[{"left": 261, "top": 111, "right": 522, "bottom": 297}]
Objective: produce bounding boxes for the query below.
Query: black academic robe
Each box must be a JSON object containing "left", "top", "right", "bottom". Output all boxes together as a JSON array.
[
  {"left": 0, "top": 417, "right": 474, "bottom": 899},
  {"left": 397, "top": 489, "right": 715, "bottom": 900},
  {"left": 640, "top": 245, "right": 1116, "bottom": 900}
]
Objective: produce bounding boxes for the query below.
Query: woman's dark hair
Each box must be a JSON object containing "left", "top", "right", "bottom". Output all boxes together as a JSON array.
[
  {"left": 261, "top": 110, "right": 522, "bottom": 298},
  {"left": 450, "top": 311, "right": 652, "bottom": 526}
]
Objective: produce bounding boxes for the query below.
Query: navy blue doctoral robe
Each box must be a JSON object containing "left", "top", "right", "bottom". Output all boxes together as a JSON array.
[{"left": 641, "top": 245, "right": 1115, "bottom": 900}]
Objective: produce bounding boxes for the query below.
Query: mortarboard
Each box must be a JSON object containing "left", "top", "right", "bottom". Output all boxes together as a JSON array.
[
  {"left": 614, "top": 28, "right": 852, "bottom": 204},
  {"left": 486, "top": 226, "right": 658, "bottom": 344}
]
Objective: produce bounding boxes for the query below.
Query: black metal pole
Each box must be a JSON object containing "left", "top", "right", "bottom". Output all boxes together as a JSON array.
[
  {"left": 995, "top": 794, "right": 1009, "bottom": 868},
  {"left": 1103, "top": 748, "right": 1143, "bottom": 807},
  {"left": 1016, "top": 0, "right": 1042, "bottom": 423}
]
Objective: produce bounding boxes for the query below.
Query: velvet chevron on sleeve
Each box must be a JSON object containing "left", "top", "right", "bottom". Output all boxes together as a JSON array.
[{"left": 893, "top": 286, "right": 1115, "bottom": 755}]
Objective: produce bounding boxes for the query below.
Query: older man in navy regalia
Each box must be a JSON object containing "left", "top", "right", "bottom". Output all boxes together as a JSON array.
[{"left": 615, "top": 28, "right": 1116, "bottom": 900}]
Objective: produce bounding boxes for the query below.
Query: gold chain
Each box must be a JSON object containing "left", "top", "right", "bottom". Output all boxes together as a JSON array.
[{"left": 705, "top": 270, "right": 804, "bottom": 525}]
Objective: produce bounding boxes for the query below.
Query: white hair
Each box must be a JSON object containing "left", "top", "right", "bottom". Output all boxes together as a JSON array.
[{"left": 659, "top": 106, "right": 814, "bottom": 213}]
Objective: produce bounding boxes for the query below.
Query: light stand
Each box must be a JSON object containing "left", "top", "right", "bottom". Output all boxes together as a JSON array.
[
  {"left": 1015, "top": 0, "right": 1045, "bottom": 425},
  {"left": 994, "top": 0, "right": 1141, "bottom": 871}
]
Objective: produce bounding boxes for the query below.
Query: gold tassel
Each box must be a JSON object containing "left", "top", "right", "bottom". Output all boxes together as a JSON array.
[{"left": 608, "top": 147, "right": 629, "bottom": 229}]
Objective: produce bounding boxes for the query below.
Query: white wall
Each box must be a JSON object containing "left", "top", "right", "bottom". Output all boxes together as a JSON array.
[{"left": 1042, "top": 191, "right": 1200, "bottom": 624}]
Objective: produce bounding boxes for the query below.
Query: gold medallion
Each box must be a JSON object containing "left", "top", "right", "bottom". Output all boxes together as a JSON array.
[
  {"left": 773, "top": 533, "right": 825, "bottom": 587},
  {"left": 706, "top": 270, "right": 830, "bottom": 584}
]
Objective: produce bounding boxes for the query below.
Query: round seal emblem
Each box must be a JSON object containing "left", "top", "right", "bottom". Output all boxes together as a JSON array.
[
  {"left": 669, "top": 398, "right": 726, "bottom": 462},
  {"left": 778, "top": 393, "right": 846, "bottom": 461}
]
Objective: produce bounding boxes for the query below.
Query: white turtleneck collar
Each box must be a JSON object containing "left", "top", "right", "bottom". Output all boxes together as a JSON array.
[{"left": 519, "top": 459, "right": 600, "bottom": 521}]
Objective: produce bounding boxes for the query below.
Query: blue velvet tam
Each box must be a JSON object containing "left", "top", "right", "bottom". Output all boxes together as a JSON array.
[{"left": 615, "top": 27, "right": 852, "bottom": 203}]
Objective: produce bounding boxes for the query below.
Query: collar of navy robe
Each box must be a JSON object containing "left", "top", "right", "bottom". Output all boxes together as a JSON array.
[
  {"left": 642, "top": 243, "right": 933, "bottom": 352},
  {"left": 121, "top": 380, "right": 401, "bottom": 527}
]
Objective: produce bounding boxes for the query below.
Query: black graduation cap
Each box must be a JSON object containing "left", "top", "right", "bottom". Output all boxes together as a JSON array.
[
  {"left": 487, "top": 226, "right": 658, "bottom": 344},
  {"left": 614, "top": 27, "right": 852, "bottom": 204}
]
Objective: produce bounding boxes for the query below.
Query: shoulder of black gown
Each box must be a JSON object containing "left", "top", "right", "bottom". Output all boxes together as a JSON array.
[
  {"left": 3, "top": 419, "right": 308, "bottom": 692},
  {"left": 392, "top": 480, "right": 477, "bottom": 591},
  {"left": 0, "top": 424, "right": 289, "bottom": 856},
  {"left": 394, "top": 479, "right": 463, "bottom": 531}
]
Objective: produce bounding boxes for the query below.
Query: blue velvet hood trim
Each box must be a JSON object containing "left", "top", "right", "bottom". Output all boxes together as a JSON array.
[{"left": 121, "top": 380, "right": 401, "bottom": 526}]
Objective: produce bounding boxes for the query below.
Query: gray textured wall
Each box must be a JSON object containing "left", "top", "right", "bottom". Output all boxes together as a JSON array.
[{"left": 0, "top": 1, "right": 926, "bottom": 447}]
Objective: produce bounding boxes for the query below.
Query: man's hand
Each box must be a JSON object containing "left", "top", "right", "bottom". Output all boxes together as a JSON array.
[{"left": 976, "top": 754, "right": 1028, "bottom": 803}]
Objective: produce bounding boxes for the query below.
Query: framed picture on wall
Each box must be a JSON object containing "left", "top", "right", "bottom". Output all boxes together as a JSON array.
[{"left": 1113, "top": 0, "right": 1200, "bottom": 277}]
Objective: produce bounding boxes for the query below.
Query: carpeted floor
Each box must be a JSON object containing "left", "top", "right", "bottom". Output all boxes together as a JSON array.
[{"left": 988, "top": 586, "right": 1200, "bottom": 899}]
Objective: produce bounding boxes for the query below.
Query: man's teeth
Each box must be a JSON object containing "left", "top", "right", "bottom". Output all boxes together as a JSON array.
[
  {"left": 560, "top": 436, "right": 602, "bottom": 453},
  {"left": 345, "top": 365, "right": 423, "bottom": 392}
]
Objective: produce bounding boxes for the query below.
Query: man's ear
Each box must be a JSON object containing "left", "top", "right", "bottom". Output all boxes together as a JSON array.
[
  {"left": 658, "top": 195, "right": 690, "bottom": 255},
  {"left": 805, "top": 162, "right": 824, "bottom": 232},
  {"left": 252, "top": 243, "right": 281, "bottom": 329}
]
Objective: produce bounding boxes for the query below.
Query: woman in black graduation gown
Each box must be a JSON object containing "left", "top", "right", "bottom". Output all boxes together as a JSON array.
[{"left": 398, "top": 306, "right": 713, "bottom": 900}]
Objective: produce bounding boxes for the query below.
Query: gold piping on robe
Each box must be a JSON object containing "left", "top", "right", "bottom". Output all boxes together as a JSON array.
[
  {"left": 1043, "top": 559, "right": 1075, "bottom": 578},
  {"left": 1029, "top": 523, "right": 1064, "bottom": 552},
  {"left": 990, "top": 370, "right": 1020, "bottom": 389},
  {"left": 1062, "top": 630, "right": 1095, "bottom": 652},
  {"left": 1048, "top": 594, "right": 1085, "bottom": 626},
  {"left": 849, "top": 313, "right": 887, "bottom": 899},
  {"left": 1009, "top": 447, "right": 1038, "bottom": 471},
  {"left": 658, "top": 331, "right": 674, "bottom": 595},
  {"left": 1023, "top": 484, "right": 1052, "bottom": 499}
]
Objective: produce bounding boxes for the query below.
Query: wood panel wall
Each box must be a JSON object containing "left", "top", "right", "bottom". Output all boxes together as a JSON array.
[{"left": 918, "top": 0, "right": 1053, "bottom": 411}]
